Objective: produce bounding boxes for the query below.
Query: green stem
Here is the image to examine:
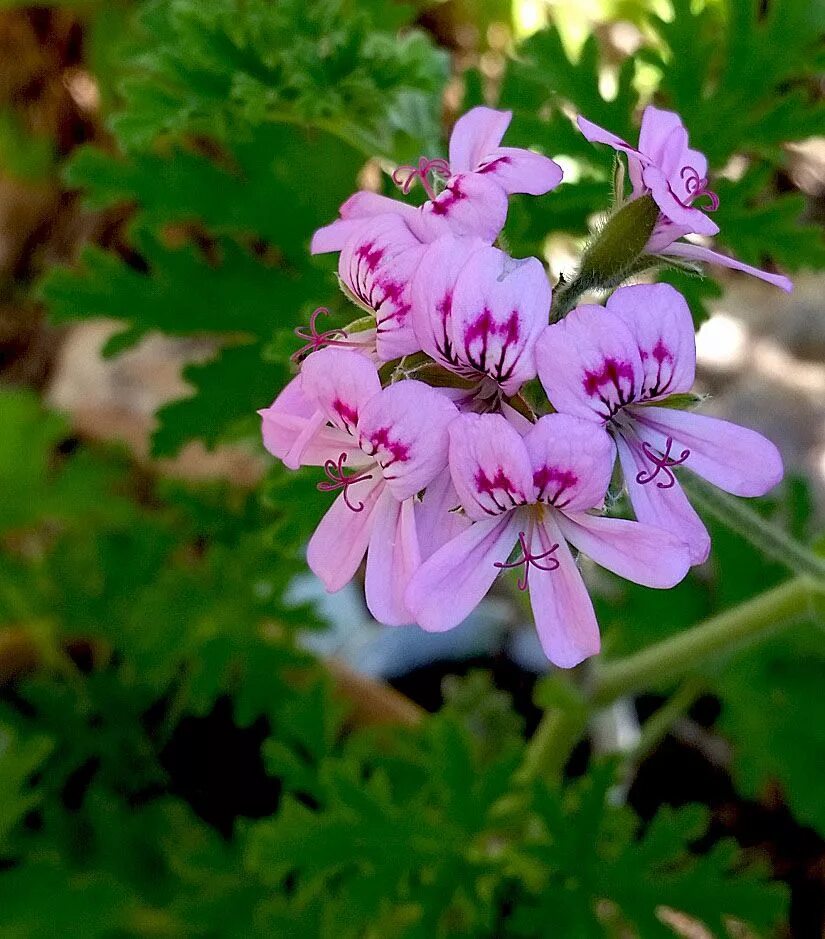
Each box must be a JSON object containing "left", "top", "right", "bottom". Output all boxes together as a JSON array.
[
  {"left": 631, "top": 676, "right": 705, "bottom": 763},
  {"left": 516, "top": 696, "right": 589, "bottom": 787},
  {"left": 683, "top": 476, "right": 825, "bottom": 587},
  {"left": 590, "top": 578, "right": 810, "bottom": 706}
]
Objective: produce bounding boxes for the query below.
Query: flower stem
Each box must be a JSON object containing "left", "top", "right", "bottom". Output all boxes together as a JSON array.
[
  {"left": 516, "top": 678, "right": 589, "bottom": 787},
  {"left": 590, "top": 578, "right": 812, "bottom": 707}
]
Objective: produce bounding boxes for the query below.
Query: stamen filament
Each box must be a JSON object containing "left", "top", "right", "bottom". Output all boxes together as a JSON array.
[
  {"left": 317, "top": 451, "right": 374, "bottom": 512},
  {"left": 636, "top": 436, "right": 691, "bottom": 489},
  {"left": 495, "top": 529, "right": 560, "bottom": 591},
  {"left": 292, "top": 307, "right": 360, "bottom": 363},
  {"left": 392, "top": 157, "right": 451, "bottom": 202}
]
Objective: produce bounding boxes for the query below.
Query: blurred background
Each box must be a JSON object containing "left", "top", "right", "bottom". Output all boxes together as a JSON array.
[{"left": 0, "top": 0, "right": 824, "bottom": 936}]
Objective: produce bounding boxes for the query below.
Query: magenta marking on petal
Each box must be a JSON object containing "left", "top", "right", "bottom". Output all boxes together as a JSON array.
[
  {"left": 635, "top": 436, "right": 690, "bottom": 489},
  {"left": 363, "top": 426, "right": 410, "bottom": 469},
  {"left": 532, "top": 465, "right": 578, "bottom": 507},
  {"left": 332, "top": 398, "right": 359, "bottom": 432},
  {"left": 494, "top": 530, "right": 559, "bottom": 590},
  {"left": 392, "top": 157, "right": 451, "bottom": 201},
  {"left": 431, "top": 178, "right": 466, "bottom": 216},
  {"left": 474, "top": 466, "right": 525, "bottom": 514},
  {"left": 476, "top": 154, "right": 512, "bottom": 174},
  {"left": 463, "top": 308, "right": 521, "bottom": 384},
  {"left": 292, "top": 307, "right": 361, "bottom": 363},
  {"left": 317, "top": 451, "right": 374, "bottom": 512},
  {"left": 582, "top": 358, "right": 636, "bottom": 416}
]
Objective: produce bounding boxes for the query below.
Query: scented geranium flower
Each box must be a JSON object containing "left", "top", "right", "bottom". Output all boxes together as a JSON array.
[
  {"left": 536, "top": 283, "right": 784, "bottom": 564},
  {"left": 312, "top": 107, "right": 563, "bottom": 254},
  {"left": 406, "top": 413, "right": 690, "bottom": 667},
  {"left": 266, "top": 348, "right": 458, "bottom": 625},
  {"left": 411, "top": 236, "right": 551, "bottom": 396},
  {"left": 578, "top": 106, "right": 792, "bottom": 292}
]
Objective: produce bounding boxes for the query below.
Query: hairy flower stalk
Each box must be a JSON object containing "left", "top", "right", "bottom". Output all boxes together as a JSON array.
[{"left": 260, "top": 105, "right": 792, "bottom": 667}]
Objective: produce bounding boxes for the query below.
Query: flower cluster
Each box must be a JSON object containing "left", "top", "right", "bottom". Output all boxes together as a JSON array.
[{"left": 260, "top": 106, "right": 788, "bottom": 667}]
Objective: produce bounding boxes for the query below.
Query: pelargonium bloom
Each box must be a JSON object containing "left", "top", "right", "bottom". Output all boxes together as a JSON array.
[
  {"left": 406, "top": 413, "right": 690, "bottom": 667},
  {"left": 536, "top": 283, "right": 784, "bottom": 564},
  {"left": 276, "top": 348, "right": 458, "bottom": 625},
  {"left": 578, "top": 106, "right": 792, "bottom": 292},
  {"left": 411, "top": 236, "right": 551, "bottom": 396},
  {"left": 312, "top": 106, "right": 563, "bottom": 254}
]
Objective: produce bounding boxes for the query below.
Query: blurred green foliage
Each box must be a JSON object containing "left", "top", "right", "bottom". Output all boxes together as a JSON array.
[{"left": 1, "top": 0, "right": 824, "bottom": 934}]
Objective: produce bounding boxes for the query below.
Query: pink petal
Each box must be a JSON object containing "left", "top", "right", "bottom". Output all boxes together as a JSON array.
[
  {"left": 448, "top": 413, "right": 534, "bottom": 521},
  {"left": 300, "top": 348, "right": 381, "bottom": 435},
  {"left": 642, "top": 164, "right": 719, "bottom": 236},
  {"left": 527, "top": 515, "right": 601, "bottom": 668},
  {"left": 475, "top": 146, "right": 563, "bottom": 196},
  {"left": 577, "top": 115, "right": 642, "bottom": 161},
  {"left": 258, "top": 377, "right": 360, "bottom": 469},
  {"left": 638, "top": 107, "right": 686, "bottom": 167},
  {"left": 412, "top": 173, "right": 509, "bottom": 244},
  {"left": 616, "top": 432, "right": 710, "bottom": 566},
  {"left": 405, "top": 512, "right": 522, "bottom": 632},
  {"left": 310, "top": 192, "right": 419, "bottom": 255},
  {"left": 631, "top": 405, "right": 784, "bottom": 497},
  {"left": 365, "top": 492, "right": 421, "bottom": 626},
  {"left": 556, "top": 509, "right": 691, "bottom": 589},
  {"left": 523, "top": 414, "right": 614, "bottom": 511},
  {"left": 338, "top": 214, "right": 426, "bottom": 362},
  {"left": 535, "top": 304, "right": 643, "bottom": 422},
  {"left": 448, "top": 107, "right": 512, "bottom": 174},
  {"left": 307, "top": 475, "right": 386, "bottom": 592},
  {"left": 605, "top": 283, "right": 696, "bottom": 400},
  {"left": 416, "top": 468, "right": 471, "bottom": 559},
  {"left": 450, "top": 246, "right": 551, "bottom": 394},
  {"left": 661, "top": 242, "right": 793, "bottom": 292},
  {"left": 358, "top": 380, "right": 458, "bottom": 501},
  {"left": 410, "top": 235, "right": 483, "bottom": 370}
]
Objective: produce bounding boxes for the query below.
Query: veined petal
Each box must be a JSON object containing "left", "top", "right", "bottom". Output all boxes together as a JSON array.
[
  {"left": 536, "top": 304, "right": 643, "bottom": 422},
  {"left": 528, "top": 514, "right": 601, "bottom": 668},
  {"left": 662, "top": 242, "right": 793, "bottom": 293},
  {"left": 358, "top": 380, "right": 458, "bottom": 501},
  {"left": 523, "top": 414, "right": 614, "bottom": 512},
  {"left": 412, "top": 173, "right": 509, "bottom": 244},
  {"left": 416, "top": 468, "right": 471, "bottom": 559},
  {"left": 410, "top": 235, "right": 483, "bottom": 370},
  {"left": 475, "top": 146, "right": 563, "bottom": 196},
  {"left": 631, "top": 405, "right": 784, "bottom": 497},
  {"left": 556, "top": 510, "right": 691, "bottom": 589},
  {"left": 338, "top": 214, "right": 426, "bottom": 362},
  {"left": 365, "top": 492, "right": 421, "bottom": 626},
  {"left": 307, "top": 475, "right": 385, "bottom": 593},
  {"left": 616, "top": 432, "right": 710, "bottom": 566},
  {"left": 300, "top": 348, "right": 381, "bottom": 435},
  {"left": 448, "top": 413, "right": 534, "bottom": 521},
  {"left": 450, "top": 246, "right": 551, "bottom": 394},
  {"left": 405, "top": 512, "right": 522, "bottom": 632},
  {"left": 449, "top": 107, "right": 512, "bottom": 174},
  {"left": 605, "top": 283, "right": 696, "bottom": 400}
]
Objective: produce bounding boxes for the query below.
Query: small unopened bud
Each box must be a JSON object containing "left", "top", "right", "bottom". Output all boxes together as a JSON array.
[{"left": 579, "top": 194, "right": 660, "bottom": 285}]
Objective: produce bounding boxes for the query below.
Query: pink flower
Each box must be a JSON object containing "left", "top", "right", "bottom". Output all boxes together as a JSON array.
[
  {"left": 578, "top": 106, "right": 792, "bottom": 292},
  {"left": 405, "top": 412, "right": 690, "bottom": 667},
  {"left": 411, "top": 236, "right": 551, "bottom": 396},
  {"left": 267, "top": 348, "right": 459, "bottom": 625},
  {"left": 535, "top": 283, "right": 784, "bottom": 564},
  {"left": 312, "top": 107, "right": 563, "bottom": 254}
]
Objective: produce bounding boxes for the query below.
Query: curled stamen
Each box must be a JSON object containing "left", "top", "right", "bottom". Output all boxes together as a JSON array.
[
  {"left": 636, "top": 437, "right": 690, "bottom": 490},
  {"left": 392, "top": 156, "right": 451, "bottom": 201},
  {"left": 292, "top": 307, "right": 358, "bottom": 363},
  {"left": 677, "top": 165, "right": 720, "bottom": 212},
  {"left": 317, "top": 451, "right": 374, "bottom": 512},
  {"left": 494, "top": 530, "right": 560, "bottom": 591}
]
